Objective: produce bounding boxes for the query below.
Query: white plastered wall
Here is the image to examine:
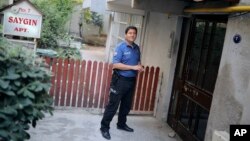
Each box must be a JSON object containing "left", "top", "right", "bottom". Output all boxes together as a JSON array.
[
  {"left": 205, "top": 9, "right": 250, "bottom": 141},
  {"left": 141, "top": 11, "right": 181, "bottom": 120}
]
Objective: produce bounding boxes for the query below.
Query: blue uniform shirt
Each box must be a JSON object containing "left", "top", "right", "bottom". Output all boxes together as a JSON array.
[{"left": 113, "top": 41, "right": 141, "bottom": 77}]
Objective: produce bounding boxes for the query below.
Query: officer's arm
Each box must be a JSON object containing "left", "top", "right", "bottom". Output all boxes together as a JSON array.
[
  {"left": 113, "top": 63, "right": 143, "bottom": 71},
  {"left": 113, "top": 45, "right": 143, "bottom": 71}
]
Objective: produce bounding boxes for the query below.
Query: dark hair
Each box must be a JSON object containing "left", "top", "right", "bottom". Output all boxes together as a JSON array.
[{"left": 125, "top": 26, "right": 137, "bottom": 34}]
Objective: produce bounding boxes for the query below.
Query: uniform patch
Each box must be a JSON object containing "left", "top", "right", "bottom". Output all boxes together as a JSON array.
[
  {"left": 114, "top": 52, "right": 118, "bottom": 56},
  {"left": 110, "top": 88, "right": 117, "bottom": 94},
  {"left": 124, "top": 51, "right": 131, "bottom": 55}
]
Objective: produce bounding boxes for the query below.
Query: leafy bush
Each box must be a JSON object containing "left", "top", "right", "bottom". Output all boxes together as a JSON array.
[
  {"left": 31, "top": 0, "right": 75, "bottom": 48},
  {"left": 83, "top": 9, "right": 92, "bottom": 24},
  {"left": 57, "top": 48, "right": 81, "bottom": 60},
  {"left": 0, "top": 38, "right": 53, "bottom": 141}
]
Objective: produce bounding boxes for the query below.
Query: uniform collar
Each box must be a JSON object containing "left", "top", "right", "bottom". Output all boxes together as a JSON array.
[{"left": 124, "top": 41, "right": 135, "bottom": 48}]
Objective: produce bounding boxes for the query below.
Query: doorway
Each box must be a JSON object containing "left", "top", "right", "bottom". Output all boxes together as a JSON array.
[{"left": 167, "top": 15, "right": 227, "bottom": 141}]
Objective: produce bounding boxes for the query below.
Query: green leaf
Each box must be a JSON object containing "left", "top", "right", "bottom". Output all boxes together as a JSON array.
[
  {"left": 21, "top": 124, "right": 30, "bottom": 130},
  {"left": 37, "top": 111, "right": 45, "bottom": 119},
  {"left": 17, "top": 87, "right": 26, "bottom": 95},
  {"left": 28, "top": 84, "right": 36, "bottom": 91},
  {"left": 35, "top": 85, "right": 43, "bottom": 92},
  {"left": 0, "top": 130, "right": 9, "bottom": 138},
  {"left": 2, "top": 74, "right": 20, "bottom": 80},
  {"left": 24, "top": 89, "right": 35, "bottom": 99},
  {"left": 0, "top": 79, "right": 9, "bottom": 89},
  {"left": 0, "top": 90, "right": 15, "bottom": 96},
  {"left": 27, "top": 72, "right": 36, "bottom": 78},
  {"left": 0, "top": 106, "right": 18, "bottom": 116},
  {"left": 16, "top": 112, "right": 26, "bottom": 121},
  {"left": 18, "top": 98, "right": 33, "bottom": 107},
  {"left": 35, "top": 71, "right": 44, "bottom": 78},
  {"left": 21, "top": 72, "right": 28, "bottom": 78},
  {"left": 0, "top": 113, "right": 9, "bottom": 120},
  {"left": 13, "top": 103, "right": 24, "bottom": 110},
  {"left": 0, "top": 119, "right": 12, "bottom": 128},
  {"left": 8, "top": 132, "right": 23, "bottom": 141},
  {"left": 24, "top": 107, "right": 33, "bottom": 115},
  {"left": 14, "top": 81, "right": 21, "bottom": 87},
  {"left": 43, "top": 83, "right": 52, "bottom": 91}
]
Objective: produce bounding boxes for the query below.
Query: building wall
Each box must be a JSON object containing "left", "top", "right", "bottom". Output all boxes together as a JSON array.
[
  {"left": 90, "top": 0, "right": 105, "bottom": 13},
  {"left": 141, "top": 12, "right": 181, "bottom": 120},
  {"left": 205, "top": 12, "right": 250, "bottom": 141},
  {"left": 67, "top": 5, "right": 82, "bottom": 37},
  {"left": 68, "top": 4, "right": 109, "bottom": 38},
  {"left": 82, "top": 0, "right": 91, "bottom": 9},
  {"left": 82, "top": 0, "right": 110, "bottom": 35}
]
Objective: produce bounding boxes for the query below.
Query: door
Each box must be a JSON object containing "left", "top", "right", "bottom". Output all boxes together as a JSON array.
[{"left": 167, "top": 15, "right": 227, "bottom": 141}]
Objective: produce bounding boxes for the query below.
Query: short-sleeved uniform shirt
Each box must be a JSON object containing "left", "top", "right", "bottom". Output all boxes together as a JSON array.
[{"left": 113, "top": 41, "right": 141, "bottom": 78}]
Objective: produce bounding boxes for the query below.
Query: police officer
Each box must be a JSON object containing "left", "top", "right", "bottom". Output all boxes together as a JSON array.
[{"left": 100, "top": 26, "right": 143, "bottom": 140}]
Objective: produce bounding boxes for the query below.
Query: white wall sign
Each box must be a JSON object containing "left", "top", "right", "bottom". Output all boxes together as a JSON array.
[
  {"left": 2, "top": 0, "right": 42, "bottom": 38},
  {"left": 3, "top": 12, "right": 42, "bottom": 38}
]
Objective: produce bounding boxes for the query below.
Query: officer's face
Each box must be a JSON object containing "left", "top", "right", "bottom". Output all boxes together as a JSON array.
[{"left": 125, "top": 29, "right": 137, "bottom": 43}]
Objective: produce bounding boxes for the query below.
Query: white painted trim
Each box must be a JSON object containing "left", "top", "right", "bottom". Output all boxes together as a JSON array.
[{"left": 106, "top": 3, "right": 145, "bottom": 16}]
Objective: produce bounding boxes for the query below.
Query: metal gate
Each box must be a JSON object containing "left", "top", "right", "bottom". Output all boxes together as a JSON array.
[{"left": 167, "top": 15, "right": 227, "bottom": 141}]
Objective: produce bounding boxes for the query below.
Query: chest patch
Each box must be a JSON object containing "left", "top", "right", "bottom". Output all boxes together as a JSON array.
[{"left": 124, "top": 51, "right": 131, "bottom": 55}]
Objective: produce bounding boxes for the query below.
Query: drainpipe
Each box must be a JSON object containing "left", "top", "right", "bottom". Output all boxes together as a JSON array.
[{"left": 184, "top": 5, "right": 250, "bottom": 13}]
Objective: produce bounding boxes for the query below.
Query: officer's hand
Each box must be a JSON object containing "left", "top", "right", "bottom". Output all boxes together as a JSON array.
[{"left": 133, "top": 65, "right": 144, "bottom": 72}]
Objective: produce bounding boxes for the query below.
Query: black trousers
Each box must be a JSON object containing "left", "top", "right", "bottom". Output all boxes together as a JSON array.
[{"left": 101, "top": 73, "right": 136, "bottom": 131}]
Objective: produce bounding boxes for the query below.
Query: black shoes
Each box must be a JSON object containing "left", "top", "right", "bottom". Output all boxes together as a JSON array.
[
  {"left": 100, "top": 129, "right": 111, "bottom": 140},
  {"left": 100, "top": 125, "right": 133, "bottom": 140},
  {"left": 117, "top": 124, "right": 134, "bottom": 132}
]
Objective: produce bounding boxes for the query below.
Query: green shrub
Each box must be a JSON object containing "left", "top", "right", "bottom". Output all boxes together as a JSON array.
[
  {"left": 57, "top": 48, "right": 81, "bottom": 60},
  {"left": 31, "top": 0, "right": 74, "bottom": 48},
  {"left": 0, "top": 38, "right": 53, "bottom": 141}
]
